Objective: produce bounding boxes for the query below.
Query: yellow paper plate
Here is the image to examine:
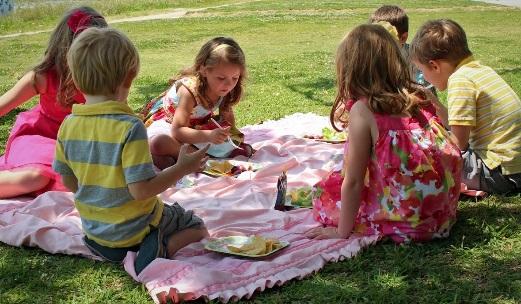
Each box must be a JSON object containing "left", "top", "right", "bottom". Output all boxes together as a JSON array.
[
  {"left": 205, "top": 236, "right": 289, "bottom": 258},
  {"left": 203, "top": 160, "right": 263, "bottom": 177}
]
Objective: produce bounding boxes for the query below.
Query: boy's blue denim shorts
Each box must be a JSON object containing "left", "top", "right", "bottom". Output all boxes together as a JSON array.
[{"left": 84, "top": 202, "right": 205, "bottom": 274}]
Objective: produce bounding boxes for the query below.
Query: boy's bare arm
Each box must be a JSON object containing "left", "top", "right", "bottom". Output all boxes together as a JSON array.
[
  {"left": 450, "top": 125, "right": 471, "bottom": 150},
  {"left": 128, "top": 144, "right": 209, "bottom": 200},
  {"left": 425, "top": 90, "right": 449, "bottom": 129},
  {"left": 61, "top": 174, "right": 79, "bottom": 193}
]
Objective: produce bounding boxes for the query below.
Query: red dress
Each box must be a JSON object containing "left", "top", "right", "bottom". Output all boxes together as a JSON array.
[{"left": 0, "top": 70, "right": 85, "bottom": 194}]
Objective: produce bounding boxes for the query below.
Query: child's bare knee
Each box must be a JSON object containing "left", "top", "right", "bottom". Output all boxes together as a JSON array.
[{"left": 150, "top": 134, "right": 173, "bottom": 154}]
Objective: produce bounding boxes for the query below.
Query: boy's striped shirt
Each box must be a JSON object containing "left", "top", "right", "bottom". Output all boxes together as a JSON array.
[
  {"left": 448, "top": 56, "right": 521, "bottom": 174},
  {"left": 53, "top": 101, "right": 163, "bottom": 248}
]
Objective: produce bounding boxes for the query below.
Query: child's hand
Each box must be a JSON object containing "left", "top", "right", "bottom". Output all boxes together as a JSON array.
[
  {"left": 305, "top": 226, "right": 344, "bottom": 240},
  {"left": 208, "top": 126, "right": 231, "bottom": 144},
  {"left": 176, "top": 144, "right": 209, "bottom": 174}
]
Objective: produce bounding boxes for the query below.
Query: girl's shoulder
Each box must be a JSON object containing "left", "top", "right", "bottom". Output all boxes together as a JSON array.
[
  {"left": 348, "top": 99, "right": 377, "bottom": 128},
  {"left": 33, "top": 70, "right": 54, "bottom": 95},
  {"left": 176, "top": 76, "right": 198, "bottom": 91},
  {"left": 174, "top": 76, "right": 199, "bottom": 100},
  {"left": 347, "top": 98, "right": 372, "bottom": 116}
]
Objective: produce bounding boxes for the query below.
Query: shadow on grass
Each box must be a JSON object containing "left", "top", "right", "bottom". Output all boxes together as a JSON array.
[
  {"left": 130, "top": 77, "right": 172, "bottom": 112},
  {"left": 286, "top": 76, "right": 335, "bottom": 107},
  {"left": 1, "top": 107, "right": 25, "bottom": 128},
  {"left": 497, "top": 67, "right": 521, "bottom": 75},
  {"left": 0, "top": 244, "right": 145, "bottom": 303},
  {"left": 1, "top": 108, "right": 26, "bottom": 153}
]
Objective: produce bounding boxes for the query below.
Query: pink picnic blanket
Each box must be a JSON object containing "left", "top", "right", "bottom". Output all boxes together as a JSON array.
[{"left": 0, "top": 113, "right": 380, "bottom": 303}]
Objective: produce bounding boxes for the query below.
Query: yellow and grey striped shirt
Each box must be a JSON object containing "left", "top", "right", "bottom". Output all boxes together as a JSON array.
[
  {"left": 448, "top": 56, "right": 521, "bottom": 175},
  {"left": 53, "top": 101, "right": 164, "bottom": 248}
]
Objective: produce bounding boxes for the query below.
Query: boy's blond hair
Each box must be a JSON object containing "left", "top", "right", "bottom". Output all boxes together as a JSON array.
[
  {"left": 369, "top": 5, "right": 408, "bottom": 37},
  {"left": 410, "top": 19, "right": 472, "bottom": 66},
  {"left": 67, "top": 27, "right": 139, "bottom": 96}
]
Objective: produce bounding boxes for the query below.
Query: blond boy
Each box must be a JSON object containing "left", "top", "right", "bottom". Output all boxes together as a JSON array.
[
  {"left": 410, "top": 19, "right": 521, "bottom": 194},
  {"left": 53, "top": 27, "right": 209, "bottom": 274}
]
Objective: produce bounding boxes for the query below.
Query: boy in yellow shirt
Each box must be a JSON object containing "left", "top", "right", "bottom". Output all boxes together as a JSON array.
[
  {"left": 410, "top": 19, "right": 521, "bottom": 194},
  {"left": 53, "top": 27, "right": 209, "bottom": 274}
]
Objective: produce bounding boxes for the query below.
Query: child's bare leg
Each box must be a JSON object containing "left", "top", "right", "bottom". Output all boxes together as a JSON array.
[
  {"left": 165, "top": 226, "right": 209, "bottom": 258},
  {"left": 0, "top": 168, "right": 50, "bottom": 198},
  {"left": 149, "top": 134, "right": 182, "bottom": 169}
]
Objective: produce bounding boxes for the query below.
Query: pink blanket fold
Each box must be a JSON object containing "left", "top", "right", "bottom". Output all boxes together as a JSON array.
[{"left": 0, "top": 113, "right": 380, "bottom": 303}]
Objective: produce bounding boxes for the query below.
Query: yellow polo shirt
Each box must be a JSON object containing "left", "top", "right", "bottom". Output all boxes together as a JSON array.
[{"left": 448, "top": 56, "right": 521, "bottom": 174}]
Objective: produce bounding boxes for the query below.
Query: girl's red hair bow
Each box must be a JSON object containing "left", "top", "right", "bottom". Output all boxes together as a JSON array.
[{"left": 67, "top": 10, "right": 96, "bottom": 34}]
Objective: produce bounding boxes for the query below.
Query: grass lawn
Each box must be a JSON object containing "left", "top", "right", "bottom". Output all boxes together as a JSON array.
[{"left": 1, "top": 0, "right": 521, "bottom": 303}]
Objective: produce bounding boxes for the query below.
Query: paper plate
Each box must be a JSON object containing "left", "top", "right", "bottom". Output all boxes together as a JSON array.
[
  {"left": 202, "top": 160, "right": 263, "bottom": 177},
  {"left": 314, "top": 138, "right": 346, "bottom": 144},
  {"left": 204, "top": 236, "right": 289, "bottom": 258}
]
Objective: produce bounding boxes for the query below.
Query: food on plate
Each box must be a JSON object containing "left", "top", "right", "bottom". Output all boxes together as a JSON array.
[
  {"left": 206, "top": 160, "right": 234, "bottom": 174},
  {"left": 204, "top": 160, "right": 261, "bottom": 177},
  {"left": 226, "top": 236, "right": 282, "bottom": 255},
  {"left": 303, "top": 127, "right": 347, "bottom": 142},
  {"left": 288, "top": 187, "right": 313, "bottom": 207}
]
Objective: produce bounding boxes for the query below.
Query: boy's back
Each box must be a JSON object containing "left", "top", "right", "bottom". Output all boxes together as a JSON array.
[
  {"left": 53, "top": 27, "right": 208, "bottom": 272},
  {"left": 410, "top": 19, "right": 521, "bottom": 194},
  {"left": 448, "top": 57, "right": 521, "bottom": 174},
  {"left": 55, "top": 101, "right": 163, "bottom": 247}
]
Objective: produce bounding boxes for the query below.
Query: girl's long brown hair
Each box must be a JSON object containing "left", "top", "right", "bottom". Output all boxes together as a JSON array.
[
  {"left": 330, "top": 24, "right": 425, "bottom": 131},
  {"left": 170, "top": 37, "right": 246, "bottom": 110},
  {"left": 33, "top": 6, "right": 107, "bottom": 108}
]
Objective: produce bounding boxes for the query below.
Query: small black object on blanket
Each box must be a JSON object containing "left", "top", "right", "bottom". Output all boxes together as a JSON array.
[{"left": 274, "top": 171, "right": 288, "bottom": 211}]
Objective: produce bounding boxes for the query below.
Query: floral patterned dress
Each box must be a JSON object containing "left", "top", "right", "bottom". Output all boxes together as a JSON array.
[{"left": 312, "top": 100, "right": 462, "bottom": 243}]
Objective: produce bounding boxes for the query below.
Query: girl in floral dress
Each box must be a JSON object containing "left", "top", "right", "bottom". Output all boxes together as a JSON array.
[
  {"left": 306, "top": 24, "right": 462, "bottom": 243},
  {"left": 143, "top": 37, "right": 253, "bottom": 169}
]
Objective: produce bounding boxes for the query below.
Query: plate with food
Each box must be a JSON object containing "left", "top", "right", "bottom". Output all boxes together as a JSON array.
[
  {"left": 287, "top": 187, "right": 313, "bottom": 208},
  {"left": 202, "top": 159, "right": 262, "bottom": 177},
  {"left": 304, "top": 127, "right": 347, "bottom": 143},
  {"left": 205, "top": 235, "right": 289, "bottom": 258}
]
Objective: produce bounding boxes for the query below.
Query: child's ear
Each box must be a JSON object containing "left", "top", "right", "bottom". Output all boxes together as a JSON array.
[
  {"left": 123, "top": 69, "right": 137, "bottom": 88},
  {"left": 399, "top": 32, "right": 408, "bottom": 45},
  {"left": 428, "top": 60, "right": 442, "bottom": 72}
]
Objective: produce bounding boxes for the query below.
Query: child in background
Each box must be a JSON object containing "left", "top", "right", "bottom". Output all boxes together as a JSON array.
[
  {"left": 370, "top": 5, "right": 435, "bottom": 93},
  {"left": 410, "top": 19, "right": 521, "bottom": 194},
  {"left": 306, "top": 24, "right": 462, "bottom": 243},
  {"left": 54, "top": 27, "right": 209, "bottom": 274},
  {"left": 143, "top": 37, "right": 253, "bottom": 169},
  {"left": 0, "top": 7, "right": 107, "bottom": 198}
]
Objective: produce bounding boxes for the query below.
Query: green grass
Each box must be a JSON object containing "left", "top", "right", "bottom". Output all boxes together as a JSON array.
[{"left": 1, "top": 0, "right": 521, "bottom": 303}]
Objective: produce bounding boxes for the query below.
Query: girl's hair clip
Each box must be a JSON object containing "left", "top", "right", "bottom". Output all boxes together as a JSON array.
[{"left": 67, "top": 9, "right": 104, "bottom": 34}]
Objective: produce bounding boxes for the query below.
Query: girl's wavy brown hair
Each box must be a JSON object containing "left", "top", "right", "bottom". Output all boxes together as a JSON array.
[
  {"left": 170, "top": 37, "right": 246, "bottom": 110},
  {"left": 331, "top": 24, "right": 426, "bottom": 131},
  {"left": 33, "top": 6, "right": 107, "bottom": 108}
]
